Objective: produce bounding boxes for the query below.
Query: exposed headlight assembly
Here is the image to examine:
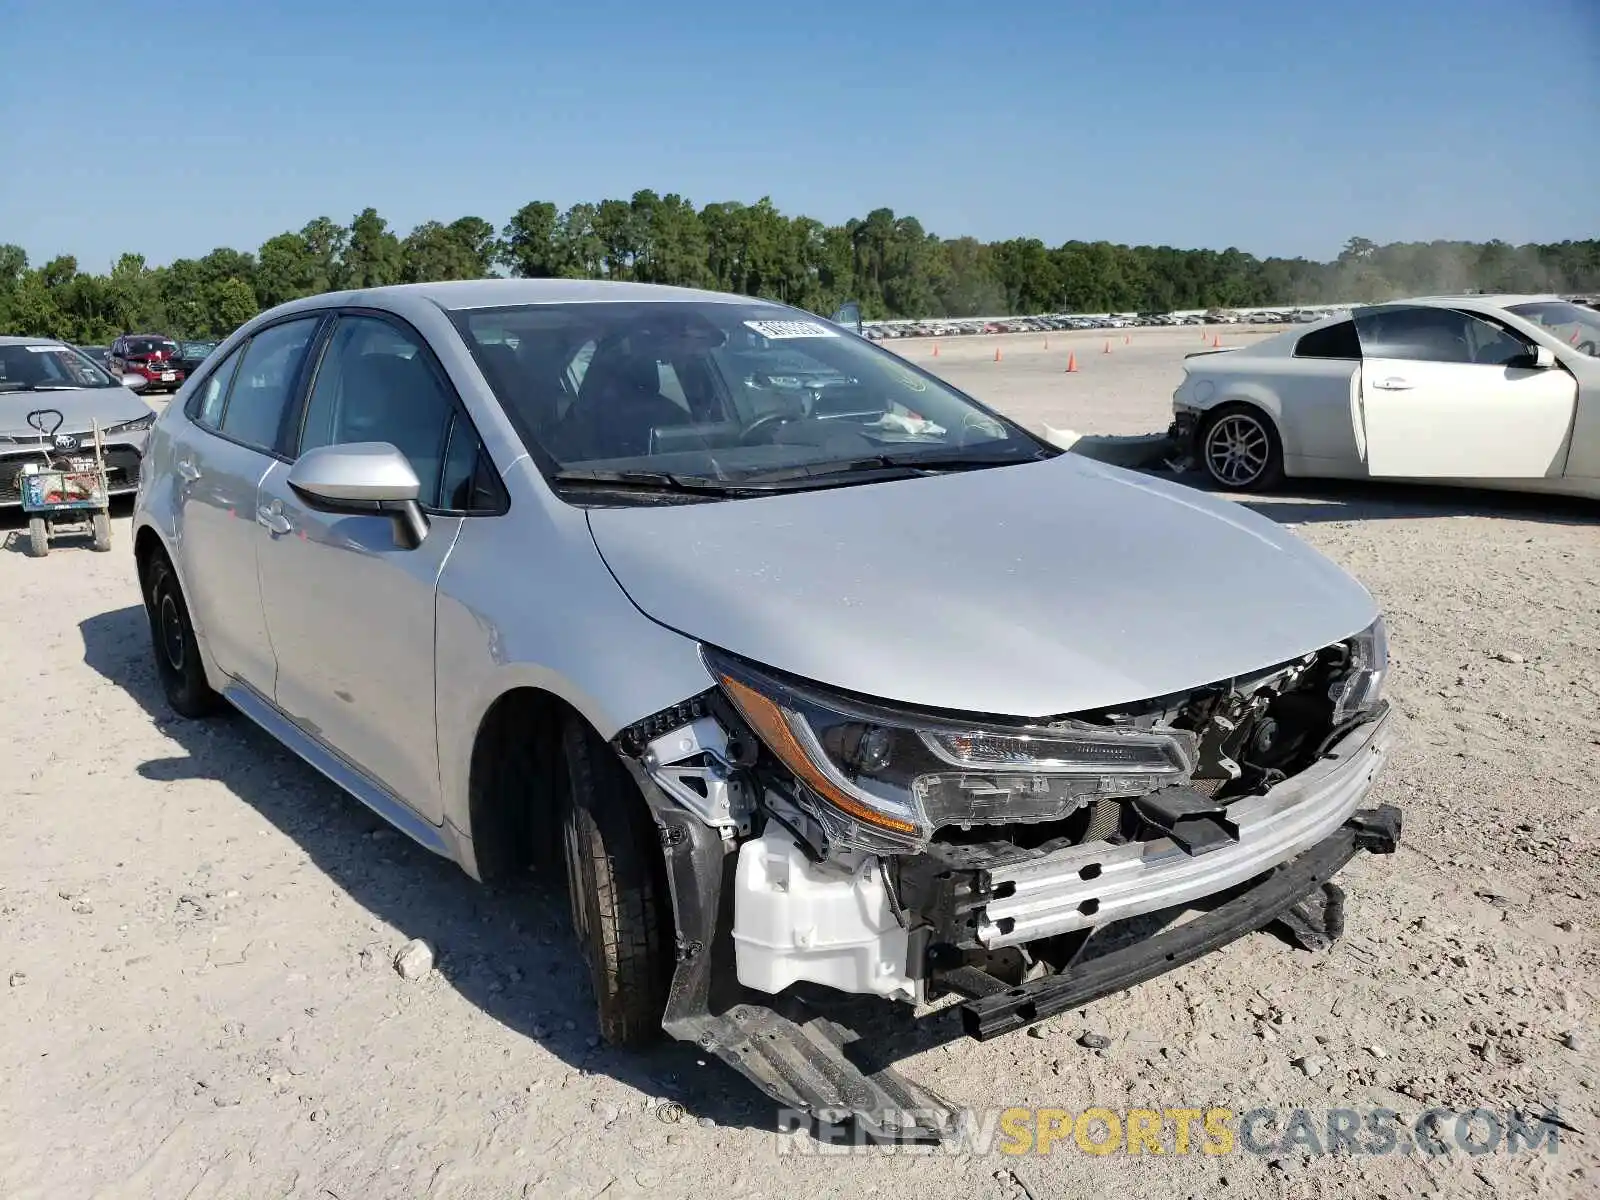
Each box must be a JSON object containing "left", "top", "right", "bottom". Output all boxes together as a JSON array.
[
  {"left": 1329, "top": 616, "right": 1388, "bottom": 724},
  {"left": 704, "top": 649, "right": 1197, "bottom": 853},
  {"left": 104, "top": 414, "right": 155, "bottom": 435}
]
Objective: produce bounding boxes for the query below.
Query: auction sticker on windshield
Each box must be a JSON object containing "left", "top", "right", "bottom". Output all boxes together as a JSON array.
[{"left": 744, "top": 319, "right": 840, "bottom": 339}]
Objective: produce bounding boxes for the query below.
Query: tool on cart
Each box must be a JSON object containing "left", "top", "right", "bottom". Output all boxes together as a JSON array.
[{"left": 16, "top": 407, "right": 113, "bottom": 557}]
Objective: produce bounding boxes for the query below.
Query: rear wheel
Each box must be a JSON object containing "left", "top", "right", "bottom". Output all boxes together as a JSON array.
[
  {"left": 560, "top": 717, "right": 672, "bottom": 1047},
  {"left": 1200, "top": 404, "right": 1284, "bottom": 491},
  {"left": 90, "top": 511, "right": 112, "bottom": 553},
  {"left": 28, "top": 517, "right": 48, "bottom": 558},
  {"left": 142, "top": 551, "right": 222, "bottom": 718}
]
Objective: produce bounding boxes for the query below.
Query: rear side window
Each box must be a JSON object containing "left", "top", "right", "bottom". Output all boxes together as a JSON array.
[
  {"left": 192, "top": 345, "right": 244, "bottom": 428},
  {"left": 1293, "top": 321, "right": 1360, "bottom": 360},
  {"left": 218, "top": 318, "right": 321, "bottom": 452}
]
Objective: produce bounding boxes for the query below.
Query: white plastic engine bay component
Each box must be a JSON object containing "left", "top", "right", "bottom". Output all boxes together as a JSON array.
[{"left": 731, "top": 829, "right": 913, "bottom": 1001}]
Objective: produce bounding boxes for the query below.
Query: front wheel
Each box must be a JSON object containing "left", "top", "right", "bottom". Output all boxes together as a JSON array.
[
  {"left": 1200, "top": 404, "right": 1284, "bottom": 491},
  {"left": 142, "top": 552, "right": 223, "bottom": 718},
  {"left": 560, "top": 718, "right": 673, "bottom": 1048}
]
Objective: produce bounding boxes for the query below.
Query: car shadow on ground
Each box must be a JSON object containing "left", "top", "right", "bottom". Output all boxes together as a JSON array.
[
  {"left": 1149, "top": 469, "right": 1598, "bottom": 527},
  {"left": 78, "top": 602, "right": 793, "bottom": 1136}
]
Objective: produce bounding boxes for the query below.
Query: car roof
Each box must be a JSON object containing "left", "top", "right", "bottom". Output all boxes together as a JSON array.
[
  {"left": 1391, "top": 294, "right": 1563, "bottom": 311},
  {"left": 284, "top": 278, "right": 764, "bottom": 313},
  {"left": 0, "top": 335, "right": 66, "bottom": 347}
]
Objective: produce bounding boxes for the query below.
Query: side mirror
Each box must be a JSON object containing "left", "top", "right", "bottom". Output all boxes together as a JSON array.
[
  {"left": 286, "top": 442, "right": 430, "bottom": 549},
  {"left": 1532, "top": 345, "right": 1556, "bottom": 369},
  {"left": 121, "top": 373, "right": 149, "bottom": 392}
]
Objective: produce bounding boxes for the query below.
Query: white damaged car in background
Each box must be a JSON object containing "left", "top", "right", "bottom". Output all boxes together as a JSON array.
[
  {"left": 1171, "top": 295, "right": 1600, "bottom": 498},
  {"left": 133, "top": 280, "right": 1401, "bottom": 1141}
]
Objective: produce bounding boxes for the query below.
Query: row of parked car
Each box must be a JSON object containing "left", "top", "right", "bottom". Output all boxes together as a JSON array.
[
  {"left": 860, "top": 308, "right": 1328, "bottom": 339},
  {"left": 74, "top": 334, "right": 221, "bottom": 394}
]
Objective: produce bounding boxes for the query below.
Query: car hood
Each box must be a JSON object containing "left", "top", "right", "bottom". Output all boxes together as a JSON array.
[
  {"left": 585, "top": 454, "right": 1378, "bottom": 718},
  {"left": 0, "top": 388, "right": 154, "bottom": 437}
]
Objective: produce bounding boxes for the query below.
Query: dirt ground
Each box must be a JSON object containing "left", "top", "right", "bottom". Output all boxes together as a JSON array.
[{"left": 1, "top": 327, "right": 1596, "bottom": 1199}]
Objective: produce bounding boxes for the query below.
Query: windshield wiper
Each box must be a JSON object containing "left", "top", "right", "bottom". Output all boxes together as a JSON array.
[
  {"left": 551, "top": 468, "right": 770, "bottom": 497},
  {"left": 733, "top": 445, "right": 1053, "bottom": 487}
]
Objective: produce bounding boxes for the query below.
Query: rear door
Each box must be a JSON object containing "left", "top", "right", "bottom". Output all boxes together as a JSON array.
[
  {"left": 171, "top": 316, "right": 324, "bottom": 692},
  {"left": 254, "top": 311, "right": 504, "bottom": 822},
  {"left": 1355, "top": 304, "right": 1577, "bottom": 478}
]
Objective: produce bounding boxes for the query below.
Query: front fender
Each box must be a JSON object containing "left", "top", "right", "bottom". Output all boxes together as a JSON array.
[{"left": 432, "top": 473, "right": 718, "bottom": 844}]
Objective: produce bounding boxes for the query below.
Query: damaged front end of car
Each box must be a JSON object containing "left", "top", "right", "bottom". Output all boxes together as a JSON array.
[{"left": 610, "top": 624, "right": 1401, "bottom": 1141}]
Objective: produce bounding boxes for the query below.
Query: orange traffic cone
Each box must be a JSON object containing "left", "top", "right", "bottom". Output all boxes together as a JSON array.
[
  {"left": 1123, "top": 333, "right": 1130, "bottom": 345},
  {"left": 1212, "top": 334, "right": 1222, "bottom": 348},
  {"left": 1201, "top": 327, "right": 1208, "bottom": 340},
  {"left": 1065, "top": 352, "right": 1078, "bottom": 373},
  {"left": 932, "top": 341, "right": 939, "bottom": 357},
  {"left": 1103, "top": 339, "right": 1112, "bottom": 354},
  {"left": 994, "top": 346, "right": 1003, "bottom": 362}
]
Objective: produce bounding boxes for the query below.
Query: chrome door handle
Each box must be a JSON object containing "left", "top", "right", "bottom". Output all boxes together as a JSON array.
[
  {"left": 1373, "top": 377, "right": 1413, "bottom": 391},
  {"left": 255, "top": 504, "right": 293, "bottom": 535},
  {"left": 176, "top": 459, "right": 201, "bottom": 481}
]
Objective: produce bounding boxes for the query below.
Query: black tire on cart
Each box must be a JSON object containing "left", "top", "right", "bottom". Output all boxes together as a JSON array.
[
  {"left": 559, "top": 717, "right": 673, "bottom": 1048},
  {"left": 142, "top": 551, "right": 223, "bottom": 718},
  {"left": 28, "top": 517, "right": 48, "bottom": 558},
  {"left": 90, "top": 511, "right": 112, "bottom": 553}
]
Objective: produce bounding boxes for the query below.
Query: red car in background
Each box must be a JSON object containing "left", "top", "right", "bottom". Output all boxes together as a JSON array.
[{"left": 110, "top": 334, "right": 186, "bottom": 393}]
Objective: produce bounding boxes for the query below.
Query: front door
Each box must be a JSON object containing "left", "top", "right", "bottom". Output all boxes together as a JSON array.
[
  {"left": 172, "top": 317, "right": 322, "bottom": 691},
  {"left": 1354, "top": 304, "right": 1577, "bottom": 478},
  {"left": 255, "top": 313, "right": 494, "bottom": 822}
]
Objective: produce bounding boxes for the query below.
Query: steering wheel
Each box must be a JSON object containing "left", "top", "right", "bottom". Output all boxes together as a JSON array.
[{"left": 738, "top": 411, "right": 794, "bottom": 445}]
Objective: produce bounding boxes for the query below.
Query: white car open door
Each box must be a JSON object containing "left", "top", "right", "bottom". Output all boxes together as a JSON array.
[{"left": 1354, "top": 304, "right": 1577, "bottom": 479}]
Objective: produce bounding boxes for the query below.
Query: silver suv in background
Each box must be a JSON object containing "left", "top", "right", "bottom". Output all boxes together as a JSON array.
[{"left": 133, "top": 280, "right": 1399, "bottom": 1138}]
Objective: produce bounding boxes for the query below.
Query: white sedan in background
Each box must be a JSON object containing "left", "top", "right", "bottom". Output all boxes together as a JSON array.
[{"left": 1170, "top": 295, "right": 1600, "bottom": 500}]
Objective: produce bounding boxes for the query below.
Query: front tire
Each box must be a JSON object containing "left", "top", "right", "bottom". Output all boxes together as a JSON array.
[
  {"left": 1200, "top": 404, "right": 1284, "bottom": 491},
  {"left": 560, "top": 718, "right": 672, "bottom": 1048},
  {"left": 142, "top": 552, "right": 223, "bottom": 718}
]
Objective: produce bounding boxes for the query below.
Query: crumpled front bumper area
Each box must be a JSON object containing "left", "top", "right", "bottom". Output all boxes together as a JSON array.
[
  {"left": 921, "top": 706, "right": 1395, "bottom": 951},
  {"left": 953, "top": 803, "right": 1401, "bottom": 1039},
  {"left": 635, "top": 706, "right": 1401, "bottom": 1141}
]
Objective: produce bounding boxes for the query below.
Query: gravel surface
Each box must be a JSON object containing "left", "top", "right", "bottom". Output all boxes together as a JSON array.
[{"left": 1, "top": 328, "right": 1595, "bottom": 1198}]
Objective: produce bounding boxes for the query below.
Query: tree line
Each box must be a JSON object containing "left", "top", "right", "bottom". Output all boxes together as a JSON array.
[{"left": 2, "top": 196, "right": 1596, "bottom": 342}]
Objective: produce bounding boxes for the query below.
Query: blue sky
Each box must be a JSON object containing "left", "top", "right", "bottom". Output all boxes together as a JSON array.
[{"left": 5, "top": 0, "right": 1596, "bottom": 270}]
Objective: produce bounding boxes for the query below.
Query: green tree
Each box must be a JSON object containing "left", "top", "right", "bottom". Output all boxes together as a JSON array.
[
  {"left": 498, "top": 201, "right": 561, "bottom": 278},
  {"left": 342, "top": 208, "right": 404, "bottom": 289},
  {"left": 207, "top": 276, "right": 258, "bottom": 334}
]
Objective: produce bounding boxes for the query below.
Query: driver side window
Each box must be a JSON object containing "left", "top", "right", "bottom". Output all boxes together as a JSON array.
[{"left": 298, "top": 315, "right": 503, "bottom": 513}]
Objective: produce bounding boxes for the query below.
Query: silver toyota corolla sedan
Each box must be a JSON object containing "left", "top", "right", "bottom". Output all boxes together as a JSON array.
[
  {"left": 1, "top": 337, "right": 157, "bottom": 507},
  {"left": 133, "top": 280, "right": 1399, "bottom": 1138}
]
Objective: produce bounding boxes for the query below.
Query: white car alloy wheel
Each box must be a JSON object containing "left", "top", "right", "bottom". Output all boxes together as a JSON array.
[{"left": 1203, "top": 410, "right": 1277, "bottom": 489}]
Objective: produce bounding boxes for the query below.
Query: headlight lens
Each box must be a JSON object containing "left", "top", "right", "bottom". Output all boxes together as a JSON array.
[
  {"left": 105, "top": 414, "right": 155, "bottom": 435},
  {"left": 1329, "top": 616, "right": 1388, "bottom": 723},
  {"left": 706, "top": 649, "right": 1197, "bottom": 853}
]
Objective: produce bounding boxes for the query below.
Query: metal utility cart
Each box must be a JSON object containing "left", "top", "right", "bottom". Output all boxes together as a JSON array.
[{"left": 17, "top": 408, "right": 113, "bottom": 557}]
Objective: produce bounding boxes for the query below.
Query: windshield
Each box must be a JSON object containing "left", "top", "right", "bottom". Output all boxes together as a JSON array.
[
  {"left": 126, "top": 337, "right": 178, "bottom": 359},
  {"left": 1507, "top": 301, "right": 1600, "bottom": 357},
  {"left": 180, "top": 341, "right": 217, "bottom": 358},
  {"left": 453, "top": 302, "right": 1042, "bottom": 494},
  {"left": 0, "top": 343, "right": 119, "bottom": 392}
]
